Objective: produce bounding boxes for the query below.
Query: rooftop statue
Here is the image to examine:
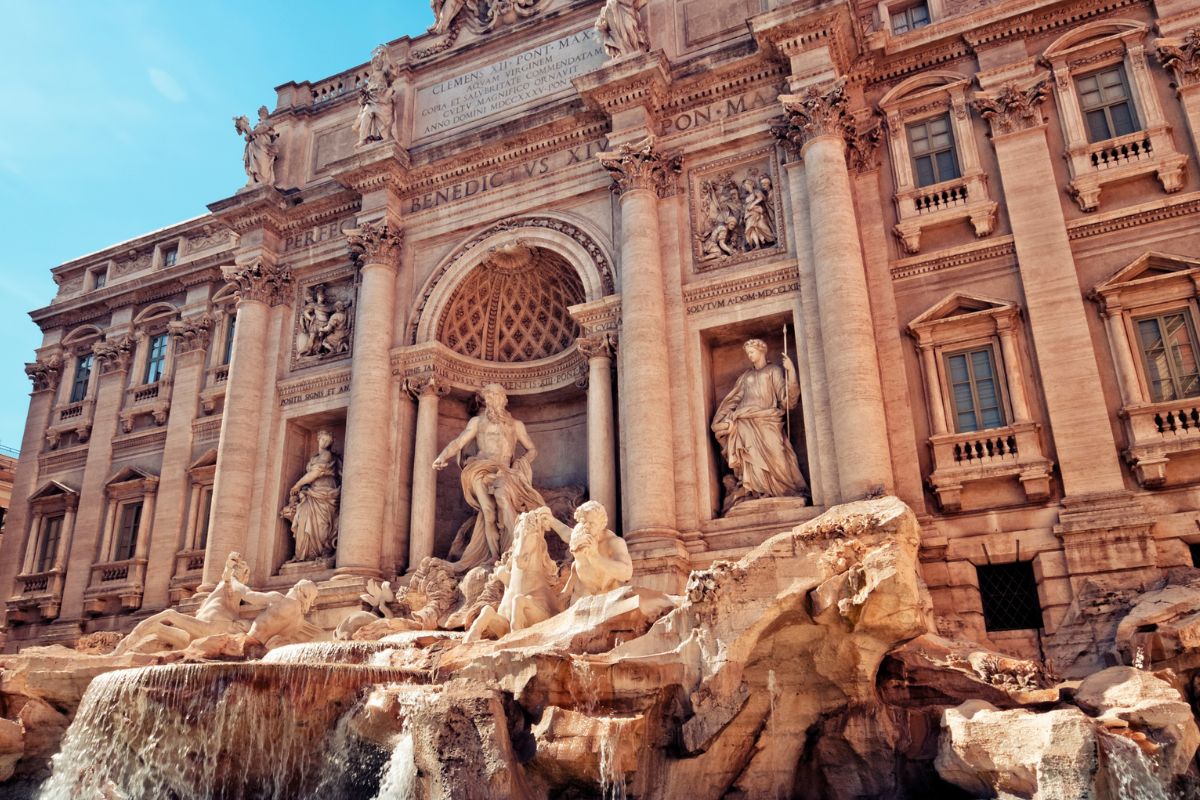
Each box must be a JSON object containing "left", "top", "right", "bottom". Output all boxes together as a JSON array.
[
  {"left": 595, "top": 0, "right": 649, "bottom": 60},
  {"left": 434, "top": 383, "right": 545, "bottom": 572},
  {"left": 429, "top": 0, "right": 467, "bottom": 35},
  {"left": 233, "top": 106, "right": 278, "bottom": 187},
  {"left": 353, "top": 46, "right": 396, "bottom": 146}
]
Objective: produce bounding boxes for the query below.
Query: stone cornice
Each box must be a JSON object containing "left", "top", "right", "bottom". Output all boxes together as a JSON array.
[
  {"left": 391, "top": 340, "right": 587, "bottom": 397},
  {"left": 573, "top": 50, "right": 672, "bottom": 117},
  {"left": 568, "top": 294, "right": 621, "bottom": 336},
  {"left": 890, "top": 238, "right": 1018, "bottom": 281},
  {"left": 750, "top": 4, "right": 859, "bottom": 79},
  {"left": 329, "top": 143, "right": 411, "bottom": 194},
  {"left": 278, "top": 187, "right": 362, "bottom": 233},
  {"left": 682, "top": 264, "right": 800, "bottom": 315},
  {"left": 1066, "top": 194, "right": 1200, "bottom": 241},
  {"left": 596, "top": 135, "right": 681, "bottom": 197},
  {"left": 206, "top": 185, "right": 292, "bottom": 236},
  {"left": 48, "top": 214, "right": 221, "bottom": 281}
]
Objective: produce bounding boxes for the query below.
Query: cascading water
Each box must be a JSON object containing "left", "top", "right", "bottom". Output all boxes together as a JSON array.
[
  {"left": 264, "top": 640, "right": 398, "bottom": 666},
  {"left": 371, "top": 727, "right": 418, "bottom": 800},
  {"left": 37, "top": 662, "right": 415, "bottom": 800},
  {"left": 1097, "top": 729, "right": 1170, "bottom": 800}
]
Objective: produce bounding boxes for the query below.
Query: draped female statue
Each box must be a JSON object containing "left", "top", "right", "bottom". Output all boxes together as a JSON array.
[{"left": 281, "top": 430, "right": 341, "bottom": 562}]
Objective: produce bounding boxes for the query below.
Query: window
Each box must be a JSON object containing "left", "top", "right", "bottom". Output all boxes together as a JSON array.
[
  {"left": 69, "top": 355, "right": 93, "bottom": 404},
  {"left": 977, "top": 562, "right": 1044, "bottom": 632},
  {"left": 35, "top": 516, "right": 63, "bottom": 573},
  {"left": 907, "top": 114, "right": 960, "bottom": 187},
  {"left": 1075, "top": 65, "right": 1140, "bottom": 143},
  {"left": 945, "top": 347, "right": 1005, "bottom": 432},
  {"left": 891, "top": 2, "right": 930, "bottom": 34},
  {"left": 163, "top": 247, "right": 178, "bottom": 268},
  {"left": 144, "top": 333, "right": 168, "bottom": 384},
  {"left": 92, "top": 271, "right": 106, "bottom": 290},
  {"left": 196, "top": 488, "right": 212, "bottom": 550},
  {"left": 223, "top": 314, "right": 236, "bottom": 365},
  {"left": 114, "top": 502, "right": 143, "bottom": 562},
  {"left": 1136, "top": 312, "right": 1200, "bottom": 402}
]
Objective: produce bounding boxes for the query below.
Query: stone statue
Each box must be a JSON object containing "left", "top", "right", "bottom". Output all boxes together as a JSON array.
[
  {"left": 430, "top": 0, "right": 467, "bottom": 35},
  {"left": 297, "top": 286, "right": 330, "bottom": 356},
  {"left": 316, "top": 301, "right": 352, "bottom": 355},
  {"left": 700, "top": 215, "right": 738, "bottom": 261},
  {"left": 112, "top": 552, "right": 270, "bottom": 655},
  {"left": 353, "top": 47, "right": 395, "bottom": 146},
  {"left": 233, "top": 106, "right": 278, "bottom": 187},
  {"left": 465, "top": 507, "right": 564, "bottom": 641},
  {"left": 281, "top": 430, "right": 341, "bottom": 562},
  {"left": 557, "top": 501, "right": 632, "bottom": 601},
  {"left": 711, "top": 339, "right": 808, "bottom": 512},
  {"left": 741, "top": 177, "right": 776, "bottom": 250},
  {"left": 244, "top": 579, "right": 321, "bottom": 650},
  {"left": 434, "top": 383, "right": 545, "bottom": 573},
  {"left": 595, "top": 0, "right": 649, "bottom": 60}
]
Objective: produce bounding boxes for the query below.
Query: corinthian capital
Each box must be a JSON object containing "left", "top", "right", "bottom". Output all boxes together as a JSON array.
[
  {"left": 1157, "top": 30, "right": 1200, "bottom": 88},
  {"left": 347, "top": 220, "right": 404, "bottom": 269},
  {"left": 25, "top": 355, "right": 63, "bottom": 392},
  {"left": 577, "top": 333, "right": 615, "bottom": 360},
  {"left": 168, "top": 315, "right": 214, "bottom": 355},
  {"left": 972, "top": 82, "right": 1048, "bottom": 137},
  {"left": 776, "top": 81, "right": 852, "bottom": 154},
  {"left": 92, "top": 336, "right": 134, "bottom": 375},
  {"left": 404, "top": 372, "right": 450, "bottom": 400},
  {"left": 596, "top": 136, "right": 681, "bottom": 198},
  {"left": 221, "top": 259, "right": 293, "bottom": 307}
]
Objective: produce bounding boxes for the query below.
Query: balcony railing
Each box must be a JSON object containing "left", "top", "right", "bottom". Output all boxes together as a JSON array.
[
  {"left": 84, "top": 559, "right": 148, "bottom": 615},
  {"left": 7, "top": 570, "right": 65, "bottom": 622},
  {"left": 1122, "top": 399, "right": 1200, "bottom": 487},
  {"left": 1066, "top": 124, "right": 1186, "bottom": 211},
  {"left": 912, "top": 180, "right": 970, "bottom": 215},
  {"left": 1088, "top": 132, "right": 1154, "bottom": 171},
  {"left": 927, "top": 422, "right": 1052, "bottom": 512},
  {"left": 894, "top": 171, "right": 997, "bottom": 254}
]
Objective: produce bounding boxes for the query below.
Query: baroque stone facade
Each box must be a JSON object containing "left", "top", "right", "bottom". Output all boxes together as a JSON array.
[{"left": 5, "top": 0, "right": 1200, "bottom": 673}]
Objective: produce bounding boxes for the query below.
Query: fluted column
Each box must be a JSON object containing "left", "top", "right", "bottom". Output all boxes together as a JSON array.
[
  {"left": 406, "top": 374, "right": 448, "bottom": 568},
  {"left": 578, "top": 334, "right": 618, "bottom": 520},
  {"left": 201, "top": 259, "right": 291, "bottom": 588},
  {"left": 336, "top": 221, "right": 403, "bottom": 577},
  {"left": 777, "top": 83, "right": 893, "bottom": 499},
  {"left": 597, "top": 137, "right": 680, "bottom": 540}
]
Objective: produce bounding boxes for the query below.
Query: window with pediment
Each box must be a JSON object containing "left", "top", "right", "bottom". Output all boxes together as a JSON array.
[
  {"left": 1091, "top": 252, "right": 1200, "bottom": 488},
  {"left": 1043, "top": 20, "right": 1187, "bottom": 211},
  {"left": 879, "top": 72, "right": 998, "bottom": 254},
  {"left": 908, "top": 294, "right": 1052, "bottom": 512}
]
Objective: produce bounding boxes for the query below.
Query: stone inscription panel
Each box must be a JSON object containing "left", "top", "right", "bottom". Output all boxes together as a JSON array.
[{"left": 415, "top": 28, "right": 606, "bottom": 140}]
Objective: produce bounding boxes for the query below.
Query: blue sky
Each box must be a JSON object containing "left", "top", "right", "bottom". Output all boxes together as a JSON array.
[{"left": 0, "top": 1, "right": 433, "bottom": 451}]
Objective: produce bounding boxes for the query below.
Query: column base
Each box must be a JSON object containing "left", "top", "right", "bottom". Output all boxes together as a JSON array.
[
  {"left": 627, "top": 535, "right": 690, "bottom": 595},
  {"left": 331, "top": 567, "right": 384, "bottom": 581}
]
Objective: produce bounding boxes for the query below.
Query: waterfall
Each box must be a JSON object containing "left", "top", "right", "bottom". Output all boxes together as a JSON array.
[
  {"left": 37, "top": 662, "right": 412, "bottom": 800},
  {"left": 264, "top": 640, "right": 398, "bottom": 665},
  {"left": 372, "top": 728, "right": 418, "bottom": 800},
  {"left": 1096, "top": 729, "right": 1169, "bottom": 800}
]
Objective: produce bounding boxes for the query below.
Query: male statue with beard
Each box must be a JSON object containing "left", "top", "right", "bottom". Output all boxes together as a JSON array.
[{"left": 434, "top": 383, "right": 545, "bottom": 572}]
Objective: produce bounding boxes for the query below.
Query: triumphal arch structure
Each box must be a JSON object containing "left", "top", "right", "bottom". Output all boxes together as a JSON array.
[{"left": 6, "top": 0, "right": 1200, "bottom": 666}]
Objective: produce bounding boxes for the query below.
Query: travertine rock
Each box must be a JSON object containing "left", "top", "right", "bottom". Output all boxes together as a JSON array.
[
  {"left": 936, "top": 701, "right": 1099, "bottom": 799},
  {"left": 0, "top": 717, "right": 24, "bottom": 783}
]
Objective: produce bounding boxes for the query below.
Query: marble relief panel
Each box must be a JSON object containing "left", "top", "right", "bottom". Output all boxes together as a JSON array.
[
  {"left": 688, "top": 148, "right": 786, "bottom": 273},
  {"left": 291, "top": 269, "right": 357, "bottom": 370}
]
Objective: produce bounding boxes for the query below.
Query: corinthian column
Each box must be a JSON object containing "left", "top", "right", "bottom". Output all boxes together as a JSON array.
[
  {"left": 406, "top": 374, "right": 448, "bottom": 567},
  {"left": 596, "top": 137, "right": 680, "bottom": 541},
  {"left": 201, "top": 259, "right": 292, "bottom": 588},
  {"left": 777, "top": 83, "right": 893, "bottom": 500},
  {"left": 335, "top": 221, "right": 403, "bottom": 577},
  {"left": 578, "top": 334, "right": 618, "bottom": 518}
]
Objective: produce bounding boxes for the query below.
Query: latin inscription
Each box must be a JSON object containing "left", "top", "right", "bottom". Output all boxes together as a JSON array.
[
  {"left": 659, "top": 87, "right": 781, "bottom": 136},
  {"left": 280, "top": 382, "right": 349, "bottom": 408},
  {"left": 415, "top": 29, "right": 606, "bottom": 139},
  {"left": 283, "top": 218, "right": 356, "bottom": 254},
  {"left": 409, "top": 140, "right": 607, "bottom": 213}
]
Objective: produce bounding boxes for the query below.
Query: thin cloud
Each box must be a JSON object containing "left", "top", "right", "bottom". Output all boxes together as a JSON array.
[{"left": 149, "top": 67, "right": 187, "bottom": 103}]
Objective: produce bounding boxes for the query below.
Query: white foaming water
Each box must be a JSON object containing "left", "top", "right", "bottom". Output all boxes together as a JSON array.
[
  {"left": 36, "top": 662, "right": 406, "bottom": 800},
  {"left": 598, "top": 717, "right": 629, "bottom": 800},
  {"left": 1097, "top": 729, "right": 1170, "bottom": 800},
  {"left": 372, "top": 729, "right": 419, "bottom": 800},
  {"left": 263, "top": 640, "right": 395, "bottom": 665}
]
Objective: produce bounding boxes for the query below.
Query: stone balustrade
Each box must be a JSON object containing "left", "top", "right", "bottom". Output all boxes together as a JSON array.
[
  {"left": 1122, "top": 399, "right": 1200, "bottom": 487},
  {"left": 82, "top": 558, "right": 148, "bottom": 615},
  {"left": 927, "top": 421, "right": 1053, "bottom": 512}
]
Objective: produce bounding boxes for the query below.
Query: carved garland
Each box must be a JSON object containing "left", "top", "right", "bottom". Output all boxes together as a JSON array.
[
  {"left": 168, "top": 316, "right": 214, "bottom": 355},
  {"left": 408, "top": 217, "right": 615, "bottom": 345},
  {"left": 25, "top": 356, "right": 63, "bottom": 392},
  {"left": 92, "top": 336, "right": 134, "bottom": 375},
  {"left": 1157, "top": 29, "right": 1200, "bottom": 88}
]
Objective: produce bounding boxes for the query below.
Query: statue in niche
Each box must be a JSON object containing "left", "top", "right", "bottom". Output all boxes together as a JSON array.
[
  {"left": 435, "top": 383, "right": 545, "bottom": 572},
  {"left": 233, "top": 106, "right": 278, "bottom": 187},
  {"left": 430, "top": 0, "right": 468, "bottom": 34},
  {"left": 595, "top": 0, "right": 649, "bottom": 60},
  {"left": 112, "top": 552, "right": 270, "bottom": 655},
  {"left": 353, "top": 47, "right": 395, "bottom": 146},
  {"left": 711, "top": 339, "right": 808, "bottom": 513},
  {"left": 281, "top": 430, "right": 341, "bottom": 562}
]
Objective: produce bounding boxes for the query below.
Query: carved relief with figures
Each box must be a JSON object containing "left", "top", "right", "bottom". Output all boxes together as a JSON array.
[{"left": 688, "top": 149, "right": 786, "bottom": 272}]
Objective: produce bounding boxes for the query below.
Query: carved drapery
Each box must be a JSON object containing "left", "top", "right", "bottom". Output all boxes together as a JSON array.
[
  {"left": 92, "top": 337, "right": 134, "bottom": 375},
  {"left": 1158, "top": 30, "right": 1200, "bottom": 88},
  {"left": 220, "top": 259, "right": 293, "bottom": 307},
  {"left": 972, "top": 82, "right": 1048, "bottom": 137},
  {"left": 597, "top": 136, "right": 681, "bottom": 198},
  {"left": 347, "top": 221, "right": 404, "bottom": 269},
  {"left": 776, "top": 82, "right": 853, "bottom": 153},
  {"left": 25, "top": 356, "right": 63, "bottom": 392},
  {"left": 168, "top": 316, "right": 214, "bottom": 355}
]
